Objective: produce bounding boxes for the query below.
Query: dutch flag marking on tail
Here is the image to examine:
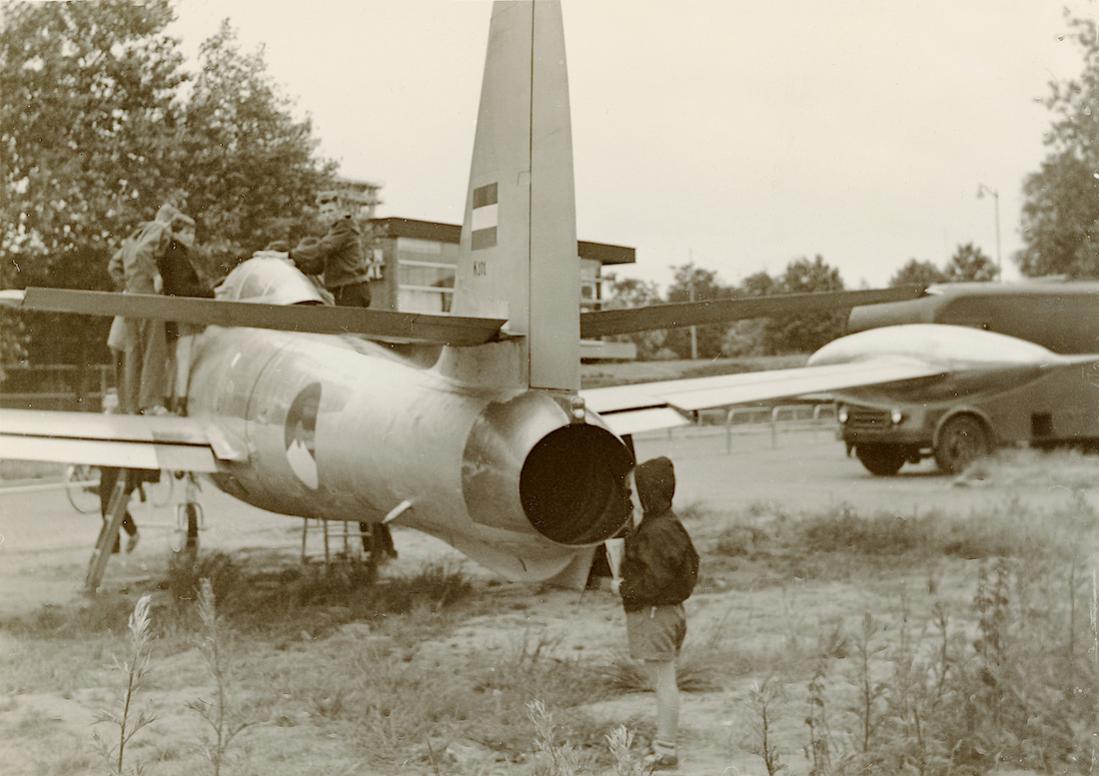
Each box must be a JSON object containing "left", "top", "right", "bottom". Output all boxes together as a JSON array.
[{"left": 471, "top": 182, "right": 498, "bottom": 250}]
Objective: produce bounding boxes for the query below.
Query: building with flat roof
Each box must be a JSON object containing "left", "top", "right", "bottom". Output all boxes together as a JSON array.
[{"left": 366, "top": 216, "right": 637, "bottom": 360}]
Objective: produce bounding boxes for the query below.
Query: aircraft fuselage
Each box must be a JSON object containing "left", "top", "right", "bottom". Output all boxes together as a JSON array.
[{"left": 183, "top": 325, "right": 632, "bottom": 582}]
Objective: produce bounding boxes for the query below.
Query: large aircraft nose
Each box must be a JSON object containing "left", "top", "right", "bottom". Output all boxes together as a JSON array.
[{"left": 461, "top": 392, "right": 634, "bottom": 546}]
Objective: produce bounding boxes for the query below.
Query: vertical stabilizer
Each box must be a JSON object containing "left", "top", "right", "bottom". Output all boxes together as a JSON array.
[{"left": 453, "top": 0, "right": 579, "bottom": 392}]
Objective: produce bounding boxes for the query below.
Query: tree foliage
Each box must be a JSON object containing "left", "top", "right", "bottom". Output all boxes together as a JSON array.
[
  {"left": 1017, "top": 13, "right": 1099, "bottom": 278},
  {"left": 663, "top": 262, "right": 731, "bottom": 359},
  {"left": 890, "top": 244, "right": 998, "bottom": 289},
  {"left": 943, "top": 242, "right": 998, "bottom": 282},
  {"left": 762, "top": 255, "right": 846, "bottom": 353},
  {"left": 600, "top": 273, "right": 667, "bottom": 360},
  {"left": 181, "top": 20, "right": 335, "bottom": 280},
  {"left": 1, "top": 1, "right": 334, "bottom": 365},
  {"left": 1, "top": 0, "right": 186, "bottom": 363},
  {"left": 890, "top": 259, "right": 946, "bottom": 288}
]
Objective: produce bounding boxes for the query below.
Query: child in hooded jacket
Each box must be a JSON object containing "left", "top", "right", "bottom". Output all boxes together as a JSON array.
[{"left": 614, "top": 456, "right": 699, "bottom": 771}]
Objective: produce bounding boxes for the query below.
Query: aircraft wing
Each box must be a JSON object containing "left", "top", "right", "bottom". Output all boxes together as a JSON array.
[
  {"left": 2, "top": 288, "right": 506, "bottom": 346},
  {"left": 580, "top": 286, "right": 924, "bottom": 337},
  {"left": 583, "top": 357, "right": 946, "bottom": 435},
  {"left": 0, "top": 409, "right": 246, "bottom": 472}
]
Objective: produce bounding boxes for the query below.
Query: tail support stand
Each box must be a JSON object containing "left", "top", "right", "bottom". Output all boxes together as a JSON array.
[{"left": 85, "top": 473, "right": 130, "bottom": 595}]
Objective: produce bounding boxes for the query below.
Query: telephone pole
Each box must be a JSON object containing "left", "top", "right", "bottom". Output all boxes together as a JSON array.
[
  {"left": 976, "top": 184, "right": 1001, "bottom": 281},
  {"left": 688, "top": 248, "right": 698, "bottom": 359}
]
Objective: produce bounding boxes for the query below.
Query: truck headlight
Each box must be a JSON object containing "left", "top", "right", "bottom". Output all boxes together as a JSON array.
[{"left": 890, "top": 408, "right": 904, "bottom": 425}]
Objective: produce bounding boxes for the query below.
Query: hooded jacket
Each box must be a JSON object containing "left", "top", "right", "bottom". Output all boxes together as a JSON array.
[{"left": 618, "top": 457, "right": 700, "bottom": 612}]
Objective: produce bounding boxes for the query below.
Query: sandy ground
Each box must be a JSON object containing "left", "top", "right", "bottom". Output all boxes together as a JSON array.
[{"left": 0, "top": 425, "right": 1094, "bottom": 774}]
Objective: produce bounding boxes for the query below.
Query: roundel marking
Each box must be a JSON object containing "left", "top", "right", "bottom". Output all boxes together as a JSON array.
[{"left": 284, "top": 382, "right": 322, "bottom": 489}]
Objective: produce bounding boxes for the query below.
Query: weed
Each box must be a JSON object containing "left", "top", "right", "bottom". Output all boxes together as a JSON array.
[
  {"left": 527, "top": 699, "right": 584, "bottom": 776},
  {"left": 746, "top": 676, "right": 786, "bottom": 775},
  {"left": 606, "top": 724, "right": 645, "bottom": 776},
  {"left": 804, "top": 659, "right": 834, "bottom": 776},
  {"left": 187, "top": 578, "right": 255, "bottom": 776},
  {"left": 91, "top": 594, "right": 156, "bottom": 775},
  {"left": 849, "top": 611, "right": 885, "bottom": 754},
  {"left": 162, "top": 552, "right": 243, "bottom": 615},
  {"left": 799, "top": 549, "right": 1099, "bottom": 775}
]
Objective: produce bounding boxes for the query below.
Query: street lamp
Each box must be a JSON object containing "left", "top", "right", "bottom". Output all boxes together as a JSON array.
[{"left": 976, "top": 183, "right": 1002, "bottom": 282}]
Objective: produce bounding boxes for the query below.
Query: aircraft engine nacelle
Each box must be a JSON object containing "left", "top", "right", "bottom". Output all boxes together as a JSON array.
[{"left": 462, "top": 392, "right": 634, "bottom": 546}]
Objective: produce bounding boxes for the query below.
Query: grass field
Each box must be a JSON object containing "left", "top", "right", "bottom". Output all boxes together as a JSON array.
[{"left": 0, "top": 447, "right": 1096, "bottom": 775}]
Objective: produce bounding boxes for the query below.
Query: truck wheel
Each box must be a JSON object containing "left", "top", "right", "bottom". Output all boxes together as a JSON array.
[
  {"left": 855, "top": 444, "right": 906, "bottom": 476},
  {"left": 934, "top": 415, "right": 988, "bottom": 474}
]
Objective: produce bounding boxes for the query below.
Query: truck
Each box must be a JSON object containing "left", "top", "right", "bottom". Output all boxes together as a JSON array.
[{"left": 837, "top": 281, "right": 1099, "bottom": 475}]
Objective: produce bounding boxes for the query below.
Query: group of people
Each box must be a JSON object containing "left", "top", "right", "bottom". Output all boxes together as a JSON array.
[{"left": 98, "top": 191, "right": 395, "bottom": 560}]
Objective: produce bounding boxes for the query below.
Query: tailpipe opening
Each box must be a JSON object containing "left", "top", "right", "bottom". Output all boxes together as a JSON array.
[{"left": 519, "top": 424, "right": 633, "bottom": 545}]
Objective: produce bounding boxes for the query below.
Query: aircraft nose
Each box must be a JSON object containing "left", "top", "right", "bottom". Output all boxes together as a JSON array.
[{"left": 461, "top": 392, "right": 633, "bottom": 545}]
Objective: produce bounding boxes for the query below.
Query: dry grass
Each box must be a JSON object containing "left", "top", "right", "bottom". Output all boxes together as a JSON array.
[
  {"left": 4, "top": 447, "right": 1096, "bottom": 774},
  {"left": 960, "top": 446, "right": 1099, "bottom": 492},
  {"left": 594, "top": 616, "right": 803, "bottom": 696},
  {"left": 707, "top": 492, "right": 1098, "bottom": 581}
]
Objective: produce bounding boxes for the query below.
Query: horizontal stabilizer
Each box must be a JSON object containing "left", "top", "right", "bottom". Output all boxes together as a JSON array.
[
  {"left": 580, "top": 286, "right": 925, "bottom": 338},
  {"left": 583, "top": 356, "right": 946, "bottom": 434},
  {"left": 0, "top": 409, "right": 246, "bottom": 472},
  {"left": 9, "top": 288, "right": 507, "bottom": 346}
]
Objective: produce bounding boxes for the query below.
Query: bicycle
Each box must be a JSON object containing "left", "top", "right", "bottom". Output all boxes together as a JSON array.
[
  {"left": 63, "top": 463, "right": 100, "bottom": 514},
  {"left": 63, "top": 465, "right": 175, "bottom": 513}
]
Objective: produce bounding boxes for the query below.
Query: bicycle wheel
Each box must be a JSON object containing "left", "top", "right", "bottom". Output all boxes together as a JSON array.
[{"left": 64, "top": 464, "right": 100, "bottom": 514}]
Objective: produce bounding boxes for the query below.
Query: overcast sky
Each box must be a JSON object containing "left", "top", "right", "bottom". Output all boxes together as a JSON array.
[{"left": 171, "top": 0, "right": 1090, "bottom": 290}]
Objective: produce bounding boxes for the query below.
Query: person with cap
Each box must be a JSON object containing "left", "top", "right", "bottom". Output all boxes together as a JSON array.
[
  {"left": 106, "top": 202, "right": 198, "bottom": 415},
  {"left": 612, "top": 456, "right": 699, "bottom": 771},
  {"left": 290, "top": 191, "right": 373, "bottom": 308}
]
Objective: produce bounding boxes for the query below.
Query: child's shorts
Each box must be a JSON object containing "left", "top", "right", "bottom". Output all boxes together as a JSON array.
[{"left": 626, "top": 603, "right": 686, "bottom": 662}]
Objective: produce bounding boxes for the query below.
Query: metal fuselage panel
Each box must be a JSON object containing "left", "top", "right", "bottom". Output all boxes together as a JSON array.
[{"left": 187, "top": 326, "right": 492, "bottom": 527}]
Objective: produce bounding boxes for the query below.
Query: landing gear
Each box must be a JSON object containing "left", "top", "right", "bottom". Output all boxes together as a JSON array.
[
  {"left": 934, "top": 415, "right": 989, "bottom": 474},
  {"left": 855, "top": 444, "right": 907, "bottom": 476}
]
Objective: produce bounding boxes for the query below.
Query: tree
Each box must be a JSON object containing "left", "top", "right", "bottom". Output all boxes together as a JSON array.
[
  {"left": 722, "top": 270, "right": 775, "bottom": 357},
  {"left": 180, "top": 20, "right": 335, "bottom": 280},
  {"left": 943, "top": 242, "right": 998, "bottom": 282},
  {"left": 1, "top": 4, "right": 336, "bottom": 369},
  {"left": 1017, "top": 13, "right": 1099, "bottom": 278},
  {"left": 890, "top": 258, "right": 946, "bottom": 287},
  {"left": 763, "top": 255, "right": 846, "bottom": 353},
  {"left": 663, "top": 262, "right": 731, "bottom": 359},
  {"left": 1, "top": 0, "right": 187, "bottom": 364},
  {"left": 600, "top": 273, "right": 666, "bottom": 360}
]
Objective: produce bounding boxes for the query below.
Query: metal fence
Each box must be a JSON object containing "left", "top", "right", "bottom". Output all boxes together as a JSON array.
[
  {"left": 0, "top": 363, "right": 113, "bottom": 411},
  {"left": 660, "top": 402, "right": 837, "bottom": 452}
]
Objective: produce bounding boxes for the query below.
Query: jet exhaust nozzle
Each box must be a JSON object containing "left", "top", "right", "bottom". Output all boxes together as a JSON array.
[{"left": 462, "top": 392, "right": 633, "bottom": 546}]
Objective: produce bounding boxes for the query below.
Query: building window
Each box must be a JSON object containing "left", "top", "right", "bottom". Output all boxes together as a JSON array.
[
  {"left": 398, "top": 260, "right": 456, "bottom": 289},
  {"left": 399, "top": 287, "right": 453, "bottom": 313},
  {"left": 397, "top": 237, "right": 445, "bottom": 255}
]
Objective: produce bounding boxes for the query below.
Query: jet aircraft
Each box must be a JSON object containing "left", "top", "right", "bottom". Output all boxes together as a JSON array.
[{"left": 7, "top": 1, "right": 1087, "bottom": 591}]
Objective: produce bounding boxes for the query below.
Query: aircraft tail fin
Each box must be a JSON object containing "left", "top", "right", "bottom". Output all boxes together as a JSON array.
[{"left": 452, "top": 0, "right": 579, "bottom": 392}]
